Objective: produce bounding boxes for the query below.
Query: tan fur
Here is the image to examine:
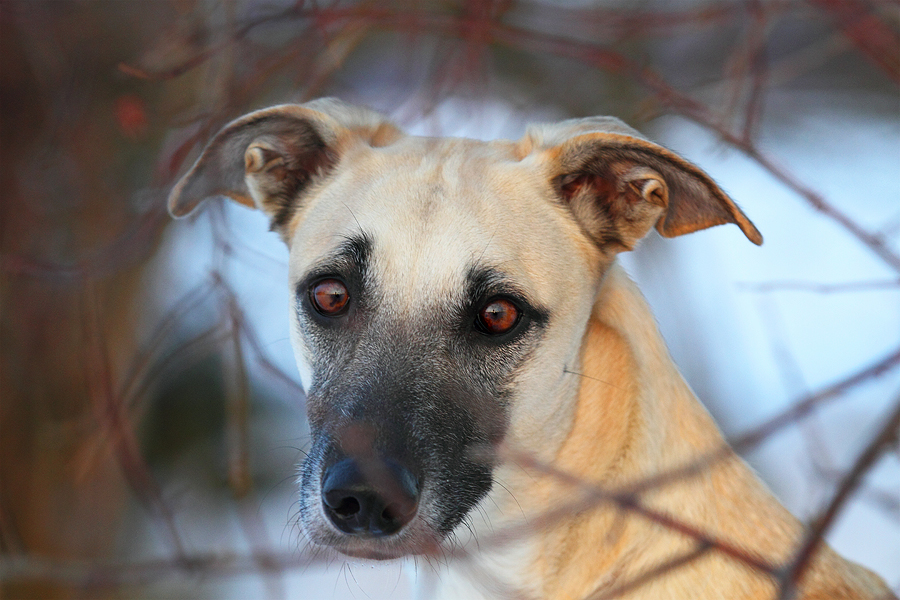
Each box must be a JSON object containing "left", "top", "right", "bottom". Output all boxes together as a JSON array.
[
  {"left": 168, "top": 98, "right": 894, "bottom": 600},
  {"left": 505, "top": 266, "right": 890, "bottom": 599}
]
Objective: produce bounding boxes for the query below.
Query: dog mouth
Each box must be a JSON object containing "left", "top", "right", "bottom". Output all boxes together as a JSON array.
[
  {"left": 301, "top": 459, "right": 489, "bottom": 563},
  {"left": 298, "top": 435, "right": 444, "bottom": 560},
  {"left": 298, "top": 402, "right": 501, "bottom": 561},
  {"left": 327, "top": 535, "right": 436, "bottom": 561},
  {"left": 339, "top": 546, "right": 404, "bottom": 561}
]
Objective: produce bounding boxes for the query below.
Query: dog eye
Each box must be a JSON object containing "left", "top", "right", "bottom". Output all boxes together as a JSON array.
[
  {"left": 477, "top": 298, "right": 520, "bottom": 335},
  {"left": 310, "top": 279, "right": 350, "bottom": 316}
]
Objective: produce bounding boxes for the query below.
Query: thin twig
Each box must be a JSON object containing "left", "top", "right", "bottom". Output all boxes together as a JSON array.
[
  {"left": 739, "top": 279, "right": 900, "bottom": 293},
  {"left": 621, "top": 343, "right": 900, "bottom": 497},
  {"left": 80, "top": 281, "right": 190, "bottom": 563},
  {"left": 776, "top": 395, "right": 900, "bottom": 600},
  {"left": 587, "top": 543, "right": 713, "bottom": 600},
  {"left": 499, "top": 447, "right": 778, "bottom": 575},
  {"left": 0, "top": 550, "right": 328, "bottom": 586}
]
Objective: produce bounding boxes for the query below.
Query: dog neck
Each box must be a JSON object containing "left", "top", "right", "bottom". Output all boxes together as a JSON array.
[
  {"left": 467, "top": 263, "right": 803, "bottom": 599},
  {"left": 430, "top": 262, "right": 881, "bottom": 599}
]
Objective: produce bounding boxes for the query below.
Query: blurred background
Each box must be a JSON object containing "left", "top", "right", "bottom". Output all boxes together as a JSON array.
[{"left": 1, "top": 0, "right": 898, "bottom": 598}]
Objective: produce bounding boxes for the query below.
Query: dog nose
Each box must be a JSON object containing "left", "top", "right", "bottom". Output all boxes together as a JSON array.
[{"left": 321, "top": 457, "right": 419, "bottom": 537}]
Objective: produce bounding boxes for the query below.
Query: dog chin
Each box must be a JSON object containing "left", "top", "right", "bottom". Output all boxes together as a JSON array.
[
  {"left": 311, "top": 536, "right": 436, "bottom": 564},
  {"left": 310, "top": 521, "right": 445, "bottom": 563},
  {"left": 333, "top": 544, "right": 409, "bottom": 561}
]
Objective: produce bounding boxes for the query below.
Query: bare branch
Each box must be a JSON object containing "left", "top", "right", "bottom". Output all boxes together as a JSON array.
[
  {"left": 776, "top": 395, "right": 900, "bottom": 600},
  {"left": 739, "top": 279, "right": 900, "bottom": 293}
]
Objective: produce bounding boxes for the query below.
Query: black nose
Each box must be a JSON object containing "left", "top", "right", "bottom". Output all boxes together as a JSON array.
[{"left": 321, "top": 457, "right": 419, "bottom": 537}]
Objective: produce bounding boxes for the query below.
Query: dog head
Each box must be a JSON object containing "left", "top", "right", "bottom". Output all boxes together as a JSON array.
[{"left": 168, "top": 98, "right": 760, "bottom": 560}]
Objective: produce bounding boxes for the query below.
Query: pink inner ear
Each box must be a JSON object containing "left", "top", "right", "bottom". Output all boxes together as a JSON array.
[{"left": 560, "top": 173, "right": 616, "bottom": 203}]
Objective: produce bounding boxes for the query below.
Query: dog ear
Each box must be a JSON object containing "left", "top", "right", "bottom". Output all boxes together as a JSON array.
[
  {"left": 525, "top": 117, "right": 762, "bottom": 251},
  {"left": 167, "top": 98, "right": 401, "bottom": 233}
]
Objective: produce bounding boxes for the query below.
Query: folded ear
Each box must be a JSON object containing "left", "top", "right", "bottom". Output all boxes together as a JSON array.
[
  {"left": 167, "top": 98, "right": 401, "bottom": 236},
  {"left": 524, "top": 117, "right": 762, "bottom": 252}
]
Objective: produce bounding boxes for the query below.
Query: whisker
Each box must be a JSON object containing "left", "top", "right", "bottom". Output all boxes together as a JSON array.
[{"left": 563, "top": 367, "right": 623, "bottom": 390}]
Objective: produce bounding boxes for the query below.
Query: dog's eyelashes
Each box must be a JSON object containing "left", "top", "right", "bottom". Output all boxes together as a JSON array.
[
  {"left": 476, "top": 298, "right": 520, "bottom": 335},
  {"left": 310, "top": 278, "right": 350, "bottom": 316}
]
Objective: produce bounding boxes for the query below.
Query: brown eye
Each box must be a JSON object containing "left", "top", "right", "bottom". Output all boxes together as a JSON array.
[
  {"left": 477, "top": 298, "right": 520, "bottom": 335},
  {"left": 311, "top": 279, "right": 350, "bottom": 316}
]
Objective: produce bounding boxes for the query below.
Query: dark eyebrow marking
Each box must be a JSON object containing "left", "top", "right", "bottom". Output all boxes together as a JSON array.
[
  {"left": 295, "top": 231, "right": 373, "bottom": 297},
  {"left": 335, "top": 232, "right": 372, "bottom": 269}
]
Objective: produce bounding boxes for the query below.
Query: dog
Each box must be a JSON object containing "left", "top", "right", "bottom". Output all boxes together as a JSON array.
[{"left": 168, "top": 98, "right": 894, "bottom": 599}]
